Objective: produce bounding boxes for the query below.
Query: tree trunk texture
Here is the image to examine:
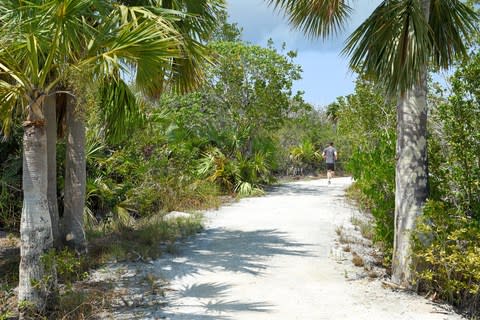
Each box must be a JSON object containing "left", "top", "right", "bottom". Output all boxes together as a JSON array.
[
  {"left": 63, "top": 97, "right": 87, "bottom": 253},
  {"left": 391, "top": 0, "right": 431, "bottom": 288},
  {"left": 392, "top": 77, "right": 429, "bottom": 286},
  {"left": 19, "top": 92, "right": 56, "bottom": 317},
  {"left": 45, "top": 93, "right": 60, "bottom": 248}
]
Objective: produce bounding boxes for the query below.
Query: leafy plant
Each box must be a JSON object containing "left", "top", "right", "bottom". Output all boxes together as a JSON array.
[{"left": 413, "top": 200, "right": 480, "bottom": 317}]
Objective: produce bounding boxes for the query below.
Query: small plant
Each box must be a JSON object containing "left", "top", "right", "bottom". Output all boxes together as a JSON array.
[
  {"left": 335, "top": 226, "right": 343, "bottom": 236},
  {"left": 352, "top": 252, "right": 365, "bottom": 267}
]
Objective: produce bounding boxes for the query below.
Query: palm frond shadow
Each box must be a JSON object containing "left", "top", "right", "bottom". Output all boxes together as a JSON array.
[
  {"left": 266, "top": 184, "right": 327, "bottom": 196},
  {"left": 151, "top": 228, "right": 314, "bottom": 318},
  {"left": 178, "top": 282, "right": 230, "bottom": 299},
  {"left": 202, "top": 299, "right": 273, "bottom": 313},
  {"left": 158, "top": 228, "right": 314, "bottom": 279}
]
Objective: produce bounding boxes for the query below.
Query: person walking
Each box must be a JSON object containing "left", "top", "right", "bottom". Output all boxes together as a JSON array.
[{"left": 322, "top": 142, "right": 337, "bottom": 184}]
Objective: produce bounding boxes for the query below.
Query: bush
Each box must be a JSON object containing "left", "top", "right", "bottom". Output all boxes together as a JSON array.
[{"left": 413, "top": 200, "right": 480, "bottom": 317}]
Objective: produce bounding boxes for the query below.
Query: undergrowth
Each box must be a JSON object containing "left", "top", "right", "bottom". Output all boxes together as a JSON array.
[
  {"left": 413, "top": 200, "right": 480, "bottom": 318},
  {"left": 0, "top": 213, "right": 203, "bottom": 319}
]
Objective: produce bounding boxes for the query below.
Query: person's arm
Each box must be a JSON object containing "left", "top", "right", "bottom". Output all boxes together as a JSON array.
[{"left": 334, "top": 151, "right": 338, "bottom": 160}]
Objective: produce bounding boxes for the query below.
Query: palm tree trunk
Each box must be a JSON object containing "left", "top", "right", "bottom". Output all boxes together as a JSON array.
[
  {"left": 392, "top": 75, "right": 429, "bottom": 287},
  {"left": 63, "top": 96, "right": 87, "bottom": 253},
  {"left": 19, "top": 92, "right": 56, "bottom": 317},
  {"left": 45, "top": 93, "right": 61, "bottom": 248},
  {"left": 391, "top": 0, "right": 431, "bottom": 288}
]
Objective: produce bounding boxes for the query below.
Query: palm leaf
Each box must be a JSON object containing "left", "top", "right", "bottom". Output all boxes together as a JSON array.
[
  {"left": 98, "top": 76, "right": 144, "bottom": 145},
  {"left": 266, "top": 0, "right": 352, "bottom": 38},
  {"left": 343, "top": 0, "right": 431, "bottom": 95},
  {"left": 429, "top": 0, "right": 478, "bottom": 68},
  {"left": 343, "top": 0, "right": 478, "bottom": 95},
  {"left": 138, "top": 0, "right": 226, "bottom": 95}
]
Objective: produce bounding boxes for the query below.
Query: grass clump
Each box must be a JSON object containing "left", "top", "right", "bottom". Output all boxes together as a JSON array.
[
  {"left": 351, "top": 215, "right": 374, "bottom": 240},
  {"left": 87, "top": 212, "right": 203, "bottom": 263},
  {"left": 351, "top": 252, "right": 365, "bottom": 267}
]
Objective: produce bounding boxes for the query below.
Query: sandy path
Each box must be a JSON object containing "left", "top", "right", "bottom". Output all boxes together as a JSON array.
[{"left": 98, "top": 177, "right": 463, "bottom": 320}]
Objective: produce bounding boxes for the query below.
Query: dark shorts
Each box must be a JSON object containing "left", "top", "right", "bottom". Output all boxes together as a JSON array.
[{"left": 326, "top": 163, "right": 335, "bottom": 171}]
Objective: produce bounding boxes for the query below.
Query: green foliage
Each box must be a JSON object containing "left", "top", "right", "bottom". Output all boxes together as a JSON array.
[
  {"left": 289, "top": 140, "right": 322, "bottom": 174},
  {"left": 159, "top": 40, "right": 311, "bottom": 194},
  {"left": 84, "top": 107, "right": 220, "bottom": 221},
  {"left": 429, "top": 52, "right": 480, "bottom": 219},
  {"left": 275, "top": 106, "right": 336, "bottom": 175},
  {"left": 0, "top": 148, "right": 22, "bottom": 231},
  {"left": 0, "top": 124, "right": 22, "bottom": 231},
  {"left": 41, "top": 249, "right": 89, "bottom": 287},
  {"left": 209, "top": 10, "right": 243, "bottom": 42},
  {"left": 197, "top": 144, "right": 275, "bottom": 197},
  {"left": 413, "top": 200, "right": 480, "bottom": 316},
  {"left": 337, "top": 78, "right": 396, "bottom": 260},
  {"left": 206, "top": 41, "right": 303, "bottom": 132},
  {"left": 410, "top": 46, "right": 480, "bottom": 316},
  {"left": 88, "top": 213, "right": 203, "bottom": 262}
]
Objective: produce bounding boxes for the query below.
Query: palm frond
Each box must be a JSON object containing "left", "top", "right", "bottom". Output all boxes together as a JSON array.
[
  {"left": 343, "top": 0, "right": 478, "bottom": 95},
  {"left": 266, "top": 0, "right": 352, "bottom": 38},
  {"left": 429, "top": 0, "right": 478, "bottom": 68},
  {"left": 84, "top": 7, "right": 183, "bottom": 93},
  {"left": 140, "top": 0, "right": 226, "bottom": 95},
  {"left": 98, "top": 76, "right": 144, "bottom": 145},
  {"left": 343, "top": 0, "right": 431, "bottom": 95}
]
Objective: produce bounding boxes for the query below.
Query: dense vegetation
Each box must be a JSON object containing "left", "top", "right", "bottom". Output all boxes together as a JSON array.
[{"left": 0, "top": 37, "right": 335, "bottom": 231}]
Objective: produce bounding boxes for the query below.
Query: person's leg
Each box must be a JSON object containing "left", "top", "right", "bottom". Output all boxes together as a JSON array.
[{"left": 326, "top": 163, "right": 334, "bottom": 183}]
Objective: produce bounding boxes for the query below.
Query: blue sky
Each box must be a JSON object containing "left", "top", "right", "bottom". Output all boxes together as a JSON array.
[{"left": 227, "top": 0, "right": 382, "bottom": 108}]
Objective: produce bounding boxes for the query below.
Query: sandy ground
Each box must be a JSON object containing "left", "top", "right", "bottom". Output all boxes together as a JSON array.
[{"left": 95, "top": 177, "right": 464, "bottom": 320}]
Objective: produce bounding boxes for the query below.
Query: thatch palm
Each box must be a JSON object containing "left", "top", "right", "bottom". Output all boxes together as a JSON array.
[
  {"left": 0, "top": 0, "right": 184, "bottom": 314},
  {"left": 59, "top": 2, "right": 184, "bottom": 253},
  {"left": 61, "top": 0, "right": 225, "bottom": 253},
  {"left": 269, "top": 0, "right": 477, "bottom": 286},
  {"left": 122, "top": 0, "right": 226, "bottom": 95}
]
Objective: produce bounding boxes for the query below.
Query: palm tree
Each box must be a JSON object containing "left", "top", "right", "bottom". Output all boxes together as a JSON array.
[
  {"left": 60, "top": 0, "right": 225, "bottom": 253},
  {"left": 268, "top": 0, "right": 477, "bottom": 286},
  {"left": 0, "top": 0, "right": 184, "bottom": 314}
]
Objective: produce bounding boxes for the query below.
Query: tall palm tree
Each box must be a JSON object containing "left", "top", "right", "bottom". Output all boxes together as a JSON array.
[
  {"left": 60, "top": 0, "right": 225, "bottom": 253},
  {"left": 0, "top": 0, "right": 184, "bottom": 315},
  {"left": 268, "top": 0, "right": 477, "bottom": 286}
]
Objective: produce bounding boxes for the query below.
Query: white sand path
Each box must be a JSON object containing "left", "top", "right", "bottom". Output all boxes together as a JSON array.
[{"left": 98, "top": 177, "right": 463, "bottom": 320}]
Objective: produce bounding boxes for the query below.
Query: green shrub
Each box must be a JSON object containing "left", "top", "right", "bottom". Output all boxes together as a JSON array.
[{"left": 413, "top": 200, "right": 480, "bottom": 317}]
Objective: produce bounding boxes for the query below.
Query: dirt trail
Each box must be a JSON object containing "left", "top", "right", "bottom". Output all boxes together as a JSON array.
[{"left": 95, "top": 177, "right": 463, "bottom": 320}]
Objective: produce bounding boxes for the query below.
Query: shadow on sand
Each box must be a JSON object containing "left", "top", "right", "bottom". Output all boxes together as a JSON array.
[{"left": 103, "top": 228, "right": 313, "bottom": 319}]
